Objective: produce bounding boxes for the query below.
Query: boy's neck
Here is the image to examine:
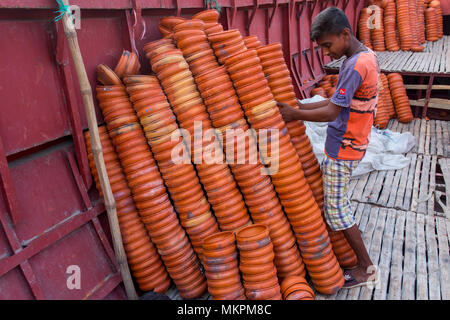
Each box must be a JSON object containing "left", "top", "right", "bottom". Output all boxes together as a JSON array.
[{"left": 345, "top": 37, "right": 365, "bottom": 58}]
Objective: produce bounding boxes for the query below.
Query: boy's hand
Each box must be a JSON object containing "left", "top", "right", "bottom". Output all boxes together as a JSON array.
[{"left": 276, "top": 101, "right": 298, "bottom": 122}]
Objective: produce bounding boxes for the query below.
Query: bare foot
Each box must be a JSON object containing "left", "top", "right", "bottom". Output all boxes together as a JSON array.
[{"left": 342, "top": 266, "right": 378, "bottom": 288}]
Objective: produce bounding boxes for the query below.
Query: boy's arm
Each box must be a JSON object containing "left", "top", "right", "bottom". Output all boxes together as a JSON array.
[
  {"left": 297, "top": 98, "right": 330, "bottom": 110},
  {"left": 277, "top": 101, "right": 341, "bottom": 122}
]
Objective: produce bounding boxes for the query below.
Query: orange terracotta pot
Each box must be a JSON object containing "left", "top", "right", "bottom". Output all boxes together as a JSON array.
[
  {"left": 239, "top": 261, "right": 274, "bottom": 276},
  {"left": 207, "top": 273, "right": 242, "bottom": 290},
  {"left": 229, "top": 65, "right": 264, "bottom": 82},
  {"left": 202, "top": 250, "right": 238, "bottom": 265},
  {"left": 245, "top": 284, "right": 281, "bottom": 300}
]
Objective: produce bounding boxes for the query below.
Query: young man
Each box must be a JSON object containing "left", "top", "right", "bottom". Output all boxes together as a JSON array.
[{"left": 277, "top": 6, "right": 380, "bottom": 288}]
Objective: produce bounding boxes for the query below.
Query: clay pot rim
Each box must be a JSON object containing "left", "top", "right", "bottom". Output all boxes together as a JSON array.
[{"left": 236, "top": 223, "right": 269, "bottom": 242}]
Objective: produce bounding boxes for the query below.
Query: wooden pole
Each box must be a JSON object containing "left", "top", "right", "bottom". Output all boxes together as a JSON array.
[{"left": 59, "top": 0, "right": 138, "bottom": 300}]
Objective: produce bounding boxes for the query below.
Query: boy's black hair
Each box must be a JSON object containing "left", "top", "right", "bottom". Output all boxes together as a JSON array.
[{"left": 310, "top": 6, "right": 353, "bottom": 41}]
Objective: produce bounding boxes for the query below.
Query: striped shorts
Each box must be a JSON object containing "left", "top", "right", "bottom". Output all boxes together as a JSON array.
[{"left": 322, "top": 155, "right": 360, "bottom": 231}]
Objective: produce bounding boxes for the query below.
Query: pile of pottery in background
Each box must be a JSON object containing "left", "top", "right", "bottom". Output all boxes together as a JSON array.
[
  {"left": 311, "top": 72, "right": 413, "bottom": 129},
  {"left": 84, "top": 9, "right": 362, "bottom": 300},
  {"left": 358, "top": 0, "right": 444, "bottom": 52}
]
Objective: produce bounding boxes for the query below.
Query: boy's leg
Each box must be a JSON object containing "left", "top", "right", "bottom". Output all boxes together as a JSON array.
[
  {"left": 322, "top": 155, "right": 376, "bottom": 286},
  {"left": 342, "top": 224, "right": 375, "bottom": 284}
]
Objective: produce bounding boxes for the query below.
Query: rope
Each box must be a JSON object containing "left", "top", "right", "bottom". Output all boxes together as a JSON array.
[
  {"left": 204, "top": 0, "right": 222, "bottom": 15},
  {"left": 53, "top": 0, "right": 72, "bottom": 22}
]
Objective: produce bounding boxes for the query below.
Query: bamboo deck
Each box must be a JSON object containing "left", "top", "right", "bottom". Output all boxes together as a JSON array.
[
  {"left": 166, "top": 119, "right": 450, "bottom": 300},
  {"left": 316, "top": 118, "right": 450, "bottom": 300},
  {"left": 325, "top": 36, "right": 450, "bottom": 75}
]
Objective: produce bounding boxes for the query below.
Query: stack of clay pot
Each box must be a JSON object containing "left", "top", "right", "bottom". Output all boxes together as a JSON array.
[
  {"left": 317, "top": 75, "right": 337, "bottom": 99},
  {"left": 387, "top": 73, "right": 414, "bottom": 123},
  {"left": 177, "top": 32, "right": 305, "bottom": 280},
  {"left": 158, "top": 16, "right": 186, "bottom": 37},
  {"left": 330, "top": 74, "right": 339, "bottom": 87},
  {"left": 384, "top": 0, "right": 400, "bottom": 51},
  {"left": 409, "top": 0, "right": 425, "bottom": 51},
  {"left": 435, "top": 3, "right": 443, "bottom": 38},
  {"left": 192, "top": 9, "right": 224, "bottom": 35},
  {"left": 396, "top": 0, "right": 413, "bottom": 51},
  {"left": 208, "top": 29, "right": 248, "bottom": 64},
  {"left": 84, "top": 126, "right": 170, "bottom": 293},
  {"left": 425, "top": 6, "right": 439, "bottom": 41},
  {"left": 171, "top": 19, "right": 220, "bottom": 77},
  {"left": 170, "top": 21, "right": 252, "bottom": 232},
  {"left": 369, "top": 6, "right": 386, "bottom": 52},
  {"left": 429, "top": 0, "right": 443, "bottom": 38},
  {"left": 144, "top": 36, "right": 251, "bottom": 233},
  {"left": 256, "top": 43, "right": 324, "bottom": 217},
  {"left": 257, "top": 53, "right": 358, "bottom": 271},
  {"left": 236, "top": 224, "right": 282, "bottom": 300},
  {"left": 202, "top": 68, "right": 306, "bottom": 279},
  {"left": 374, "top": 77, "right": 390, "bottom": 129},
  {"left": 358, "top": 7, "right": 372, "bottom": 49},
  {"left": 417, "top": 0, "right": 427, "bottom": 44},
  {"left": 95, "top": 71, "right": 207, "bottom": 299},
  {"left": 168, "top": 25, "right": 306, "bottom": 279},
  {"left": 114, "top": 50, "right": 141, "bottom": 78},
  {"left": 202, "top": 232, "right": 246, "bottom": 300},
  {"left": 97, "top": 64, "right": 122, "bottom": 86},
  {"left": 224, "top": 48, "right": 344, "bottom": 294},
  {"left": 123, "top": 75, "right": 221, "bottom": 262},
  {"left": 380, "top": 73, "right": 396, "bottom": 119},
  {"left": 280, "top": 276, "right": 315, "bottom": 300},
  {"left": 244, "top": 35, "right": 262, "bottom": 49}
]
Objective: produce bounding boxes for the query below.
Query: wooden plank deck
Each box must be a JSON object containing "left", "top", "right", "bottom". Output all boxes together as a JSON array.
[
  {"left": 349, "top": 119, "right": 449, "bottom": 218},
  {"left": 324, "top": 36, "right": 450, "bottom": 75},
  {"left": 316, "top": 118, "right": 450, "bottom": 300},
  {"left": 166, "top": 118, "right": 449, "bottom": 301}
]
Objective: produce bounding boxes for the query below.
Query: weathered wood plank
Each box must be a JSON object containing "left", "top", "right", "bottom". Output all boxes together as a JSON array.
[
  {"left": 417, "top": 52, "right": 430, "bottom": 72},
  {"left": 417, "top": 155, "right": 431, "bottom": 214},
  {"left": 401, "top": 52, "right": 416, "bottom": 71},
  {"left": 387, "top": 210, "right": 406, "bottom": 300},
  {"left": 435, "top": 120, "right": 444, "bottom": 157},
  {"left": 436, "top": 217, "right": 450, "bottom": 300},
  {"left": 384, "top": 51, "right": 401, "bottom": 71},
  {"left": 354, "top": 201, "right": 365, "bottom": 226},
  {"left": 369, "top": 170, "right": 387, "bottom": 205},
  {"left": 428, "top": 156, "right": 437, "bottom": 215},
  {"left": 429, "top": 120, "right": 436, "bottom": 155},
  {"left": 348, "top": 177, "right": 359, "bottom": 199},
  {"left": 425, "top": 120, "right": 431, "bottom": 155},
  {"left": 377, "top": 169, "right": 396, "bottom": 206},
  {"left": 373, "top": 209, "right": 396, "bottom": 300},
  {"left": 389, "top": 51, "right": 404, "bottom": 72},
  {"left": 352, "top": 172, "right": 370, "bottom": 203},
  {"left": 409, "top": 154, "right": 423, "bottom": 212},
  {"left": 416, "top": 214, "right": 428, "bottom": 300},
  {"left": 425, "top": 215, "right": 441, "bottom": 300},
  {"left": 387, "top": 166, "right": 403, "bottom": 208},
  {"left": 438, "top": 120, "right": 449, "bottom": 157},
  {"left": 362, "top": 171, "right": 379, "bottom": 203},
  {"left": 418, "top": 119, "right": 427, "bottom": 154},
  {"left": 438, "top": 158, "right": 450, "bottom": 219},
  {"left": 413, "top": 119, "right": 421, "bottom": 153},
  {"left": 395, "top": 153, "right": 416, "bottom": 210},
  {"left": 402, "top": 211, "right": 416, "bottom": 300},
  {"left": 374, "top": 208, "right": 396, "bottom": 300}
]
